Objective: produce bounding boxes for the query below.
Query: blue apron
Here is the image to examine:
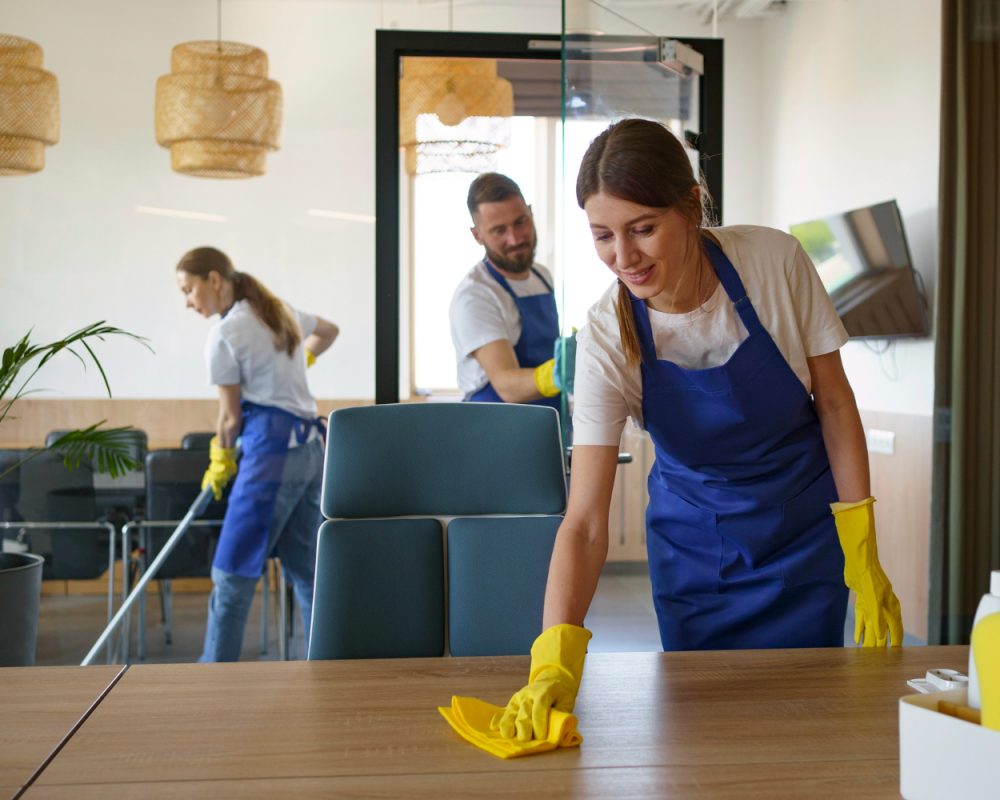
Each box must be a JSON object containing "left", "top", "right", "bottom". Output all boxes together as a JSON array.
[
  {"left": 214, "top": 401, "right": 325, "bottom": 579},
  {"left": 637, "top": 237, "right": 847, "bottom": 651},
  {"left": 467, "top": 258, "right": 561, "bottom": 412}
]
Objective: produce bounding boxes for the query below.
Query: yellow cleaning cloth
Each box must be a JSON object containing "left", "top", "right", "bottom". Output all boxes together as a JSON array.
[{"left": 438, "top": 695, "right": 582, "bottom": 759}]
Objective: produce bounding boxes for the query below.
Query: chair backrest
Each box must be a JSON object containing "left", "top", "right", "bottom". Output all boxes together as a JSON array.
[
  {"left": 309, "top": 402, "right": 566, "bottom": 661},
  {"left": 180, "top": 431, "right": 215, "bottom": 450},
  {"left": 144, "top": 449, "right": 227, "bottom": 579},
  {"left": 0, "top": 449, "right": 25, "bottom": 524},
  {"left": 16, "top": 450, "right": 103, "bottom": 580}
]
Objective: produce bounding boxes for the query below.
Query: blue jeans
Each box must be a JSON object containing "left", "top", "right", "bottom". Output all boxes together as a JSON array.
[{"left": 199, "top": 438, "right": 324, "bottom": 662}]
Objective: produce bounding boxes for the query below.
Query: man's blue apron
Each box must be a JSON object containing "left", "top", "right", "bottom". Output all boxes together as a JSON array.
[
  {"left": 214, "top": 401, "right": 325, "bottom": 579},
  {"left": 635, "top": 237, "right": 847, "bottom": 651},
  {"left": 467, "top": 258, "right": 561, "bottom": 412}
]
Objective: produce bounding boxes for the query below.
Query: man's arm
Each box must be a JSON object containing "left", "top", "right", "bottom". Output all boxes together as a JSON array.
[{"left": 472, "top": 339, "right": 548, "bottom": 403}]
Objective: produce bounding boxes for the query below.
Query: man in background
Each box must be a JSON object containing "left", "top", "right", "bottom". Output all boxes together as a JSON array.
[{"left": 449, "top": 172, "right": 573, "bottom": 410}]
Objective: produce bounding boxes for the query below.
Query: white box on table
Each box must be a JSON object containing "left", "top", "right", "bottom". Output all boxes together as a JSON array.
[{"left": 899, "top": 686, "right": 1000, "bottom": 800}]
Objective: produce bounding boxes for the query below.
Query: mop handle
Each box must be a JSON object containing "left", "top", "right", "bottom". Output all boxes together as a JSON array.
[{"left": 81, "top": 486, "right": 214, "bottom": 666}]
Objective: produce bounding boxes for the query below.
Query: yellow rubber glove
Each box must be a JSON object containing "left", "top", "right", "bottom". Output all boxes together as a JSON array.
[
  {"left": 533, "top": 358, "right": 559, "bottom": 398},
  {"left": 305, "top": 348, "right": 317, "bottom": 368},
  {"left": 830, "top": 496, "right": 903, "bottom": 647},
  {"left": 553, "top": 332, "right": 577, "bottom": 393},
  {"left": 491, "top": 623, "right": 592, "bottom": 741},
  {"left": 201, "top": 436, "right": 238, "bottom": 501}
]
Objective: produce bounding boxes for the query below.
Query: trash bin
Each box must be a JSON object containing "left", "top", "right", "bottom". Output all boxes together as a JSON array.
[{"left": 0, "top": 552, "right": 44, "bottom": 666}]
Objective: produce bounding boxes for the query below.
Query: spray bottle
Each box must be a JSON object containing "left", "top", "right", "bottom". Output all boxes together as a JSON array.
[{"left": 968, "top": 570, "right": 1000, "bottom": 710}]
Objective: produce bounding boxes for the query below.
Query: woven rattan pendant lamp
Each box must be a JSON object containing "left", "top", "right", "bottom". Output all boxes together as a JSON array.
[
  {"left": 0, "top": 34, "right": 59, "bottom": 176},
  {"left": 154, "top": 1, "right": 281, "bottom": 178},
  {"left": 399, "top": 56, "right": 513, "bottom": 176}
]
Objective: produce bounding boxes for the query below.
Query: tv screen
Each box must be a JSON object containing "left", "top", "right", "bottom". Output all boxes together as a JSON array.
[{"left": 790, "top": 200, "right": 930, "bottom": 339}]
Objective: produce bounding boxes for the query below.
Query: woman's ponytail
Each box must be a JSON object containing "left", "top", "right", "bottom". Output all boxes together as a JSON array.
[
  {"left": 614, "top": 280, "right": 642, "bottom": 368},
  {"left": 232, "top": 272, "right": 301, "bottom": 357}
]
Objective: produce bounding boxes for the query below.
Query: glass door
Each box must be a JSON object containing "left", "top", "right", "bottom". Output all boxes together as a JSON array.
[{"left": 372, "top": 28, "right": 721, "bottom": 406}]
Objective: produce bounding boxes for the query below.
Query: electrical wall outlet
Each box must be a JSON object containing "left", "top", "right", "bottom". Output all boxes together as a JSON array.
[{"left": 866, "top": 428, "right": 896, "bottom": 455}]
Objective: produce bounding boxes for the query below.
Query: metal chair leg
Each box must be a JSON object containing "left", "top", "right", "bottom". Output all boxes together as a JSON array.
[
  {"left": 278, "top": 565, "right": 287, "bottom": 661},
  {"left": 260, "top": 562, "right": 270, "bottom": 655},
  {"left": 137, "top": 551, "right": 147, "bottom": 662},
  {"left": 120, "top": 523, "right": 134, "bottom": 664},
  {"left": 104, "top": 521, "right": 116, "bottom": 664},
  {"left": 286, "top": 581, "right": 295, "bottom": 659},
  {"left": 162, "top": 579, "right": 173, "bottom": 645}
]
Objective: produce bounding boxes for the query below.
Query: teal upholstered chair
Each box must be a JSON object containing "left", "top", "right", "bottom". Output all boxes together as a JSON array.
[{"left": 308, "top": 402, "right": 566, "bottom": 660}]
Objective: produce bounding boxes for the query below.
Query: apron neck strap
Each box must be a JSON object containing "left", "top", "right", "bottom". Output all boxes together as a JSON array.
[{"left": 703, "top": 236, "right": 764, "bottom": 335}]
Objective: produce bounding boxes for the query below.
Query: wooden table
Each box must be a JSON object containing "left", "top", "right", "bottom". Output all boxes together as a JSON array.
[
  {"left": 0, "top": 665, "right": 123, "bottom": 799},
  {"left": 15, "top": 647, "right": 966, "bottom": 799}
]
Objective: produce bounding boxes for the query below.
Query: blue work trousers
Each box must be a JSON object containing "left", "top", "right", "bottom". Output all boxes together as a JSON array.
[{"left": 199, "top": 438, "right": 324, "bottom": 662}]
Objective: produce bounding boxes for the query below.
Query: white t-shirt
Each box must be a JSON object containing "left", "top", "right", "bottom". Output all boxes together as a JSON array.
[
  {"left": 449, "top": 259, "right": 555, "bottom": 396},
  {"left": 573, "top": 225, "right": 849, "bottom": 446},
  {"left": 205, "top": 299, "right": 318, "bottom": 419}
]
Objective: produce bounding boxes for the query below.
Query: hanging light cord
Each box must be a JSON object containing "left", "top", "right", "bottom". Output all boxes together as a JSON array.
[{"left": 217, "top": 0, "right": 222, "bottom": 51}]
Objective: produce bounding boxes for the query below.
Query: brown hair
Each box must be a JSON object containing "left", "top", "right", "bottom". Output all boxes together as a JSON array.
[
  {"left": 576, "top": 118, "right": 715, "bottom": 367},
  {"left": 176, "top": 246, "right": 301, "bottom": 357},
  {"left": 467, "top": 172, "right": 525, "bottom": 218}
]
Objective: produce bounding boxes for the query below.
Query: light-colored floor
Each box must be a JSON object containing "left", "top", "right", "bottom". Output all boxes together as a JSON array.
[
  {"left": 32, "top": 571, "right": 920, "bottom": 667},
  {"left": 34, "top": 573, "right": 663, "bottom": 666}
]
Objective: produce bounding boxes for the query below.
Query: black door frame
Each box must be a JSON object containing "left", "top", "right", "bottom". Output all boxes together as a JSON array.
[{"left": 374, "top": 29, "right": 723, "bottom": 404}]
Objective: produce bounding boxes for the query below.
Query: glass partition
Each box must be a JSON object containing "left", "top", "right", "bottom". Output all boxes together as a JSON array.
[
  {"left": 556, "top": 1, "right": 711, "bottom": 560},
  {"left": 374, "top": 28, "right": 721, "bottom": 409}
]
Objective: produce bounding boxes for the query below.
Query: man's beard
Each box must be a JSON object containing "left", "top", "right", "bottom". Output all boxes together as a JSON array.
[{"left": 485, "top": 240, "right": 535, "bottom": 274}]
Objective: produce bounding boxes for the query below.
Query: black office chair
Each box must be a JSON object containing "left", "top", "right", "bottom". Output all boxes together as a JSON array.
[
  {"left": 180, "top": 431, "right": 214, "bottom": 450},
  {"left": 16, "top": 450, "right": 105, "bottom": 581},
  {"left": 131, "top": 448, "right": 280, "bottom": 661},
  {"left": 131, "top": 449, "right": 227, "bottom": 659},
  {"left": 0, "top": 449, "right": 26, "bottom": 552},
  {"left": 45, "top": 428, "right": 148, "bottom": 521}
]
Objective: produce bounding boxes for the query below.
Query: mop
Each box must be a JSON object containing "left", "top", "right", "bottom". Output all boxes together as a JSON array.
[{"left": 81, "top": 485, "right": 214, "bottom": 666}]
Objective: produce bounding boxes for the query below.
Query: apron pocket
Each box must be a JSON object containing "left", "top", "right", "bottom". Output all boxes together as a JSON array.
[
  {"left": 646, "top": 487, "right": 721, "bottom": 596},
  {"left": 778, "top": 467, "right": 843, "bottom": 588}
]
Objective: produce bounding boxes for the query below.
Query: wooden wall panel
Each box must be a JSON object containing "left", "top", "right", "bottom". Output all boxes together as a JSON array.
[
  {"left": 859, "top": 410, "right": 932, "bottom": 642},
  {"left": 0, "top": 398, "right": 371, "bottom": 449}
]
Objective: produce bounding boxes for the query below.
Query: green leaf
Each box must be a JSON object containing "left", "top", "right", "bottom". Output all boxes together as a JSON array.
[
  {"left": 2, "top": 322, "right": 152, "bottom": 476},
  {"left": 47, "top": 424, "right": 142, "bottom": 478}
]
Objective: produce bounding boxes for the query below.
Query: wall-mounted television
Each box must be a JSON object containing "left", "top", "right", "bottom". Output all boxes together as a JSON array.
[{"left": 790, "top": 199, "right": 930, "bottom": 339}]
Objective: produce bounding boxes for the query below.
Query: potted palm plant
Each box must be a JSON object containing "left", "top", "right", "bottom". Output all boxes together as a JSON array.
[{"left": 0, "top": 321, "right": 148, "bottom": 666}]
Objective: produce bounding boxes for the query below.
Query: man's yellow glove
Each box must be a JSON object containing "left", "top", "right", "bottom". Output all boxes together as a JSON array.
[
  {"left": 491, "top": 623, "right": 591, "bottom": 741},
  {"left": 831, "top": 496, "right": 903, "bottom": 647},
  {"left": 305, "top": 348, "right": 317, "bottom": 368},
  {"left": 533, "top": 358, "right": 559, "bottom": 398},
  {"left": 201, "top": 436, "right": 238, "bottom": 501}
]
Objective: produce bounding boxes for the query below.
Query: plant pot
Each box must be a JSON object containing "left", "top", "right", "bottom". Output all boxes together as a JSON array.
[{"left": 0, "top": 552, "right": 44, "bottom": 666}]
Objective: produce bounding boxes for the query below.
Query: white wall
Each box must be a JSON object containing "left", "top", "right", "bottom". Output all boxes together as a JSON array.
[
  {"left": 1, "top": 0, "right": 766, "bottom": 402},
  {"left": 756, "top": 0, "right": 941, "bottom": 415}
]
